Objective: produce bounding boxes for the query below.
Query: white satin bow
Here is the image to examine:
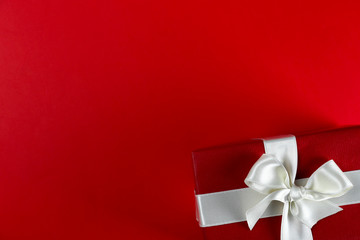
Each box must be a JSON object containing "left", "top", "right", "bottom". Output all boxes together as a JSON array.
[{"left": 245, "top": 153, "right": 353, "bottom": 240}]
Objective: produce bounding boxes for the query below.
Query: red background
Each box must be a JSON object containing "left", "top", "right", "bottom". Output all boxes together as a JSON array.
[{"left": 1, "top": 1, "right": 360, "bottom": 239}]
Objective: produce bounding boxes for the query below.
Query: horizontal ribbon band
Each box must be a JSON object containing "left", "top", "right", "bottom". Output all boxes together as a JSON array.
[{"left": 196, "top": 170, "right": 360, "bottom": 227}]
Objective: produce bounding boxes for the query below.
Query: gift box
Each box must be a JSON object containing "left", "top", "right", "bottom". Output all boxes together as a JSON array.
[{"left": 192, "top": 126, "right": 360, "bottom": 240}]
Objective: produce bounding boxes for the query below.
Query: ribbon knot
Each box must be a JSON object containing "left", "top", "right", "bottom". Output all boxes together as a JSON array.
[
  {"left": 289, "top": 185, "right": 305, "bottom": 202},
  {"left": 244, "top": 136, "right": 353, "bottom": 240}
]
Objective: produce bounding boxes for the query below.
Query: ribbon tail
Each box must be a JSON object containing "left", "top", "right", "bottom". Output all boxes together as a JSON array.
[
  {"left": 246, "top": 189, "right": 290, "bottom": 230},
  {"left": 281, "top": 202, "right": 313, "bottom": 240},
  {"left": 290, "top": 199, "right": 342, "bottom": 228}
]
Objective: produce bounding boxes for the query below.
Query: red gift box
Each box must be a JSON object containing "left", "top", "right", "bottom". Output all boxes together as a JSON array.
[{"left": 192, "top": 126, "right": 360, "bottom": 240}]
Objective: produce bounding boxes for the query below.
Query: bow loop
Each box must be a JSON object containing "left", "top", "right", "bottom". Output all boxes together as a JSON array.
[
  {"left": 304, "top": 160, "right": 353, "bottom": 201},
  {"left": 245, "top": 154, "right": 291, "bottom": 195}
]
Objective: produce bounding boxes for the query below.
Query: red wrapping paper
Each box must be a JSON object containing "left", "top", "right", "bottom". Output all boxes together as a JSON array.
[{"left": 192, "top": 126, "right": 360, "bottom": 240}]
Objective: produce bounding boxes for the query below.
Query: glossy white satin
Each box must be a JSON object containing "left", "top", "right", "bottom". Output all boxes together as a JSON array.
[{"left": 195, "top": 136, "right": 356, "bottom": 240}]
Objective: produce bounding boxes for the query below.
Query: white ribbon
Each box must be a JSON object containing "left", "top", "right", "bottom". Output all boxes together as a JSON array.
[
  {"left": 195, "top": 135, "right": 357, "bottom": 240},
  {"left": 245, "top": 136, "right": 353, "bottom": 240}
]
